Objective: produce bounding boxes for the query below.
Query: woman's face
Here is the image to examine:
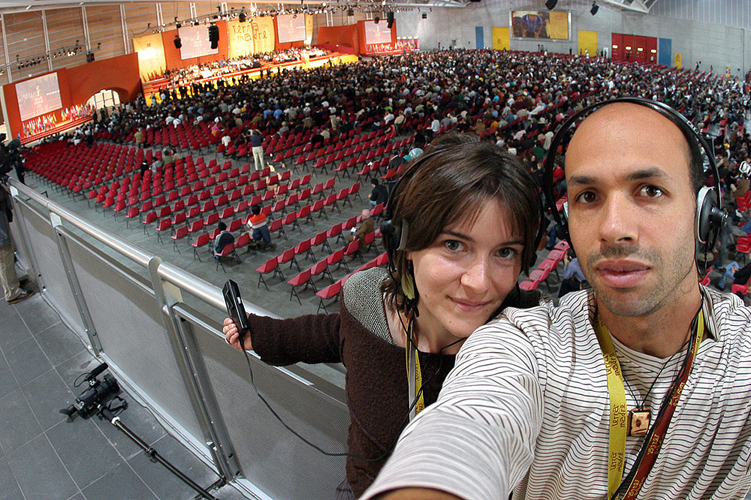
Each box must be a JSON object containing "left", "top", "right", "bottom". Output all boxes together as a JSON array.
[{"left": 407, "top": 199, "right": 523, "bottom": 346}]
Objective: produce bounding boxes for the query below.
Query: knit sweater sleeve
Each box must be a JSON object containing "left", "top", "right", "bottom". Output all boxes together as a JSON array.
[{"left": 247, "top": 312, "right": 343, "bottom": 366}]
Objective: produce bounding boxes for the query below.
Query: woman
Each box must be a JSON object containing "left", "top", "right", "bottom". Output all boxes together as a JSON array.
[{"left": 223, "top": 135, "right": 542, "bottom": 498}]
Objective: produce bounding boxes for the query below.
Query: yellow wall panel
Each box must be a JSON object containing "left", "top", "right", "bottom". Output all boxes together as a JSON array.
[{"left": 492, "top": 27, "right": 510, "bottom": 51}]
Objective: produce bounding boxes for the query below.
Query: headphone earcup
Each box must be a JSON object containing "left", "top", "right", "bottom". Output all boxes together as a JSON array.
[{"left": 380, "top": 219, "right": 400, "bottom": 269}]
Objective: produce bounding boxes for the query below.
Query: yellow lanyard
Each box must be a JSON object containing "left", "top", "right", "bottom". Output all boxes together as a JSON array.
[
  {"left": 592, "top": 314, "right": 629, "bottom": 500},
  {"left": 405, "top": 319, "right": 425, "bottom": 421},
  {"left": 593, "top": 311, "right": 705, "bottom": 500}
]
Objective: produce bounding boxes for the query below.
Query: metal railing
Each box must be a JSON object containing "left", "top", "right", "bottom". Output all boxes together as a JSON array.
[{"left": 7, "top": 178, "right": 349, "bottom": 500}]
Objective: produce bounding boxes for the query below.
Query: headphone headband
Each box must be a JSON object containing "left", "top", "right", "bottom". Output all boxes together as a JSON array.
[{"left": 542, "top": 97, "right": 727, "bottom": 274}]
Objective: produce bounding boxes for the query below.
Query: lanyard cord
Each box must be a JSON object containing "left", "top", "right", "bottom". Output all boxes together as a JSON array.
[
  {"left": 405, "top": 317, "right": 426, "bottom": 420},
  {"left": 594, "top": 308, "right": 705, "bottom": 500}
]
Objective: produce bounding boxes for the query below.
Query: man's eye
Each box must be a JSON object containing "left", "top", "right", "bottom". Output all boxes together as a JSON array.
[
  {"left": 640, "top": 185, "right": 664, "bottom": 198},
  {"left": 577, "top": 191, "right": 597, "bottom": 203}
]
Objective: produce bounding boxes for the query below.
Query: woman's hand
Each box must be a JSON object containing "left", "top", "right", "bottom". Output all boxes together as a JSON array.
[{"left": 223, "top": 317, "right": 252, "bottom": 351}]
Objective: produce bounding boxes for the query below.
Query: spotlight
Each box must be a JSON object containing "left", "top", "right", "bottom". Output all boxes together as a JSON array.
[
  {"left": 545, "top": 0, "right": 558, "bottom": 9},
  {"left": 590, "top": 2, "right": 599, "bottom": 15}
]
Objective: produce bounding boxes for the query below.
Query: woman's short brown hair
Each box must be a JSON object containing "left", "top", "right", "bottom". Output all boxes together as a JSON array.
[{"left": 383, "top": 134, "right": 541, "bottom": 314}]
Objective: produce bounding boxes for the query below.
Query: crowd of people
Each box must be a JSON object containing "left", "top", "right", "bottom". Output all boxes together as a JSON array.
[
  {"left": 39, "top": 48, "right": 751, "bottom": 293},
  {"left": 157, "top": 46, "right": 331, "bottom": 91}
]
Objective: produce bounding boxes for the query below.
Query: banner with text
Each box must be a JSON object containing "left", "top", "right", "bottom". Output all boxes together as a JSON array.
[{"left": 133, "top": 33, "right": 167, "bottom": 81}]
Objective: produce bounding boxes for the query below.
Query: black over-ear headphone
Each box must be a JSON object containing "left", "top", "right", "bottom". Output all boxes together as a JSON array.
[
  {"left": 542, "top": 97, "right": 727, "bottom": 274},
  {"left": 380, "top": 149, "right": 444, "bottom": 269},
  {"left": 381, "top": 147, "right": 546, "bottom": 270}
]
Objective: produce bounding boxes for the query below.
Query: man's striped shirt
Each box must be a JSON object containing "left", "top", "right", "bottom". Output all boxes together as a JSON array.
[{"left": 363, "top": 288, "right": 751, "bottom": 500}]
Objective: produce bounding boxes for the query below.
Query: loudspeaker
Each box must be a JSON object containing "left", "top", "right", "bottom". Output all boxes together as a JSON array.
[
  {"left": 374, "top": 16, "right": 380, "bottom": 24},
  {"left": 347, "top": 8, "right": 354, "bottom": 16},
  {"left": 173, "top": 36, "right": 182, "bottom": 49},
  {"left": 387, "top": 11, "right": 394, "bottom": 28},
  {"left": 422, "top": 12, "right": 427, "bottom": 19},
  {"left": 238, "top": 12, "right": 246, "bottom": 22},
  {"left": 590, "top": 3, "right": 599, "bottom": 15},
  {"left": 208, "top": 24, "right": 219, "bottom": 49},
  {"left": 542, "top": 97, "right": 727, "bottom": 274},
  {"left": 546, "top": 0, "right": 558, "bottom": 9},
  {"left": 86, "top": 52, "right": 95, "bottom": 63}
]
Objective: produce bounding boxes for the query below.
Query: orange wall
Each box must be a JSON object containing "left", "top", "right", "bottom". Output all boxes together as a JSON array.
[
  {"left": 318, "top": 24, "right": 359, "bottom": 53},
  {"left": 67, "top": 52, "right": 141, "bottom": 104},
  {"left": 2, "top": 52, "right": 140, "bottom": 139}
]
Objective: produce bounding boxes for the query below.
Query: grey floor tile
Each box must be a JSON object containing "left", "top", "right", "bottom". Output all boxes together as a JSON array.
[
  {"left": 81, "top": 461, "right": 158, "bottom": 500},
  {"left": 4, "top": 335, "right": 52, "bottom": 382},
  {"left": 7, "top": 434, "right": 79, "bottom": 500},
  {"left": 128, "top": 433, "right": 221, "bottom": 500},
  {"left": 93, "top": 398, "right": 167, "bottom": 460},
  {"left": 0, "top": 388, "right": 44, "bottom": 454},
  {"left": 0, "top": 353, "right": 19, "bottom": 400},
  {"left": 66, "top": 495, "right": 85, "bottom": 500},
  {"left": 0, "top": 458, "right": 23, "bottom": 500},
  {"left": 0, "top": 309, "right": 31, "bottom": 352},
  {"left": 19, "top": 293, "right": 61, "bottom": 335},
  {"left": 21, "top": 368, "right": 76, "bottom": 431},
  {"left": 36, "top": 322, "right": 88, "bottom": 367},
  {"left": 47, "top": 417, "right": 125, "bottom": 490}
]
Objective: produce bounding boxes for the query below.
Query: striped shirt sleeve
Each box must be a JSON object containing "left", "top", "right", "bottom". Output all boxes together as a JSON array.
[{"left": 361, "top": 308, "right": 550, "bottom": 500}]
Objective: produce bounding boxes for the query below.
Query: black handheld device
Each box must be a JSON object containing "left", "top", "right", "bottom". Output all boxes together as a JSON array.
[{"left": 223, "top": 280, "right": 250, "bottom": 344}]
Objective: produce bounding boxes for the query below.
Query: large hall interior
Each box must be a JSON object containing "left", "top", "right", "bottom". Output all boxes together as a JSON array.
[{"left": 1, "top": 0, "right": 751, "bottom": 499}]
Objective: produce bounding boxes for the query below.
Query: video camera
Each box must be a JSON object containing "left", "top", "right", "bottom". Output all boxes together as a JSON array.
[{"left": 60, "top": 362, "right": 121, "bottom": 420}]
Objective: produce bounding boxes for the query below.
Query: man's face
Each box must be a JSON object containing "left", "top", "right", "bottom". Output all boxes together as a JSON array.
[{"left": 565, "top": 103, "right": 699, "bottom": 318}]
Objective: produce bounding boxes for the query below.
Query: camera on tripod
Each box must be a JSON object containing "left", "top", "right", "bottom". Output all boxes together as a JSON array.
[{"left": 60, "top": 362, "right": 121, "bottom": 420}]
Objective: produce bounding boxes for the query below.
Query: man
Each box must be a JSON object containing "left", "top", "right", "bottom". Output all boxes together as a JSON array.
[
  {"left": 369, "top": 179, "right": 389, "bottom": 210},
  {"left": 349, "top": 209, "right": 374, "bottom": 249},
  {"left": 0, "top": 182, "right": 33, "bottom": 304},
  {"left": 363, "top": 101, "right": 751, "bottom": 500},
  {"left": 247, "top": 204, "right": 272, "bottom": 249},
  {"left": 250, "top": 129, "right": 265, "bottom": 171},
  {"left": 213, "top": 221, "right": 235, "bottom": 256}
]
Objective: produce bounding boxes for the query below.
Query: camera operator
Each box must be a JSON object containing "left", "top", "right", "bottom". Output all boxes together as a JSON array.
[
  {"left": 0, "top": 177, "right": 33, "bottom": 304},
  {"left": 0, "top": 136, "right": 25, "bottom": 185}
]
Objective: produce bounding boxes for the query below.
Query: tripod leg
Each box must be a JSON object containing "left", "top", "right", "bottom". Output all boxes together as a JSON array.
[{"left": 100, "top": 407, "right": 221, "bottom": 500}]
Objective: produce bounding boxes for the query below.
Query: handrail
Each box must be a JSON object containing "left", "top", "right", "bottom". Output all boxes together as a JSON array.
[{"left": 13, "top": 180, "right": 153, "bottom": 266}]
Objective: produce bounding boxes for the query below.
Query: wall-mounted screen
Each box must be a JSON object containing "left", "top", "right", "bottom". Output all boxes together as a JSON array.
[
  {"left": 178, "top": 25, "right": 220, "bottom": 60},
  {"left": 364, "top": 20, "right": 392, "bottom": 45},
  {"left": 511, "top": 10, "right": 569, "bottom": 40},
  {"left": 276, "top": 14, "right": 306, "bottom": 43},
  {"left": 16, "top": 73, "right": 63, "bottom": 122}
]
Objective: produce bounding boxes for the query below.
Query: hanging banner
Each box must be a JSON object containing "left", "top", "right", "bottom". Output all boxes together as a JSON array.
[
  {"left": 133, "top": 33, "right": 166, "bottom": 81},
  {"left": 305, "top": 14, "right": 314, "bottom": 45},
  {"left": 228, "top": 19, "right": 255, "bottom": 58},
  {"left": 250, "top": 17, "right": 276, "bottom": 53}
]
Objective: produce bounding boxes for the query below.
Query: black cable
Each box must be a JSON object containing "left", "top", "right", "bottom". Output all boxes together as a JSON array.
[{"left": 237, "top": 320, "right": 463, "bottom": 463}]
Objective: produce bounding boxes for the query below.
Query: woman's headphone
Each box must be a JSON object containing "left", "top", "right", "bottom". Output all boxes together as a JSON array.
[{"left": 542, "top": 97, "right": 727, "bottom": 274}]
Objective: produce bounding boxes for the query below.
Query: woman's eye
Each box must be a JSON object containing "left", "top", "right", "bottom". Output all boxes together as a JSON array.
[
  {"left": 444, "top": 240, "right": 463, "bottom": 252},
  {"left": 498, "top": 248, "right": 518, "bottom": 259}
]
